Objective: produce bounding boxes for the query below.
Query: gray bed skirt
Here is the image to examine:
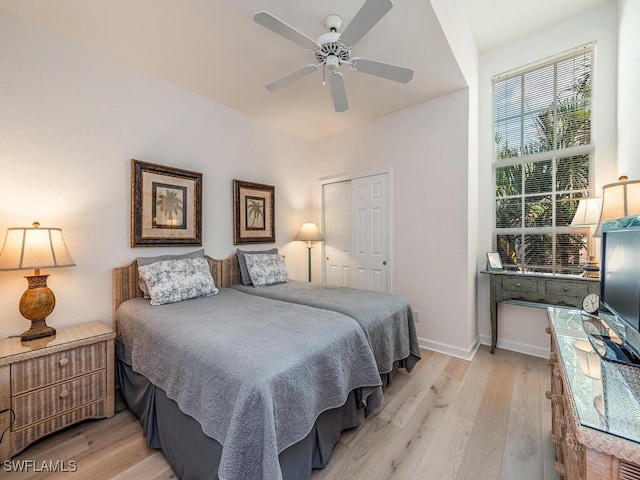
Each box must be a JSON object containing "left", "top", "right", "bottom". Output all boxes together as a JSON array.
[{"left": 117, "top": 360, "right": 363, "bottom": 480}]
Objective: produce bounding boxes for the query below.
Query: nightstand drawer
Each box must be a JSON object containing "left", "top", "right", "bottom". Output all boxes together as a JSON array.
[
  {"left": 12, "top": 400, "right": 107, "bottom": 456},
  {"left": 545, "top": 280, "right": 589, "bottom": 298},
  {"left": 11, "top": 342, "right": 106, "bottom": 395},
  {"left": 501, "top": 276, "right": 538, "bottom": 293},
  {"left": 12, "top": 370, "right": 106, "bottom": 429}
]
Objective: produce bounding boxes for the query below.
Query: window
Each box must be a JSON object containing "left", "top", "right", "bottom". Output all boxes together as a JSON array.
[{"left": 493, "top": 44, "right": 594, "bottom": 273}]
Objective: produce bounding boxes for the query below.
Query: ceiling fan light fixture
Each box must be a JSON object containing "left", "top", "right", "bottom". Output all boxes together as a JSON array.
[{"left": 326, "top": 55, "right": 339, "bottom": 72}]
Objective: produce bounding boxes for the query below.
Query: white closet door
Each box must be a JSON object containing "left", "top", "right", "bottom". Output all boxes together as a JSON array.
[
  {"left": 351, "top": 173, "right": 389, "bottom": 292},
  {"left": 323, "top": 180, "right": 352, "bottom": 287},
  {"left": 322, "top": 173, "right": 389, "bottom": 292}
]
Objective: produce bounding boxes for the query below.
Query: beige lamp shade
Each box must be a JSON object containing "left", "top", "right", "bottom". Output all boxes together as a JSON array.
[
  {"left": 294, "top": 222, "right": 324, "bottom": 243},
  {"left": 594, "top": 177, "right": 640, "bottom": 236},
  {"left": 0, "top": 223, "right": 75, "bottom": 271},
  {"left": 570, "top": 197, "right": 602, "bottom": 227},
  {"left": 570, "top": 197, "right": 602, "bottom": 279}
]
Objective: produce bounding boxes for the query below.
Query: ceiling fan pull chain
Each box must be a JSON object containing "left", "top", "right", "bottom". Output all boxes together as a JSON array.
[{"left": 322, "top": 63, "right": 326, "bottom": 85}]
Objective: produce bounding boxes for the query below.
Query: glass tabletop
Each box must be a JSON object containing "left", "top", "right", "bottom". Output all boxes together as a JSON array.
[{"left": 549, "top": 307, "right": 640, "bottom": 444}]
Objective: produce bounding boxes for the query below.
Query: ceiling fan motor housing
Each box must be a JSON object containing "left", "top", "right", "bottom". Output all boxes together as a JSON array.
[{"left": 315, "top": 31, "right": 351, "bottom": 64}]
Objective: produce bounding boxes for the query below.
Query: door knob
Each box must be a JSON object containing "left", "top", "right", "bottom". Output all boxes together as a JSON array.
[
  {"left": 326, "top": 257, "right": 330, "bottom": 261},
  {"left": 383, "top": 261, "right": 387, "bottom": 266}
]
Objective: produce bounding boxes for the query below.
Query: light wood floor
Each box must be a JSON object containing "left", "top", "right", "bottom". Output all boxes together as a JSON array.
[{"left": 8, "top": 346, "right": 560, "bottom": 480}]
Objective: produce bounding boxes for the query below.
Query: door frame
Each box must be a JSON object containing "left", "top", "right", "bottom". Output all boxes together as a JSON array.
[{"left": 319, "top": 168, "right": 393, "bottom": 292}]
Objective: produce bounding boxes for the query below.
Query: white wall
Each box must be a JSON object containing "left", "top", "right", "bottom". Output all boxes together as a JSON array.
[
  {"left": 431, "top": 0, "right": 481, "bottom": 357},
  {"left": 477, "top": 2, "right": 619, "bottom": 357},
  {"left": 617, "top": 0, "right": 640, "bottom": 179},
  {"left": 310, "top": 89, "right": 476, "bottom": 359},
  {"left": 0, "top": 10, "right": 313, "bottom": 338}
]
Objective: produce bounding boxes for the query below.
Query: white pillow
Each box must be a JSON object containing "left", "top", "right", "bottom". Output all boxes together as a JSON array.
[
  {"left": 138, "top": 257, "right": 218, "bottom": 306},
  {"left": 244, "top": 253, "right": 289, "bottom": 287}
]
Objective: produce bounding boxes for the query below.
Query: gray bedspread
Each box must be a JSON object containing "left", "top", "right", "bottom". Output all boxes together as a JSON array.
[
  {"left": 116, "top": 289, "right": 383, "bottom": 480},
  {"left": 231, "top": 281, "right": 421, "bottom": 375}
]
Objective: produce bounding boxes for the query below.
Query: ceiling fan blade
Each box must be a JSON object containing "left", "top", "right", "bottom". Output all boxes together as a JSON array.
[
  {"left": 254, "top": 11, "right": 319, "bottom": 50},
  {"left": 266, "top": 64, "right": 319, "bottom": 91},
  {"left": 352, "top": 58, "right": 413, "bottom": 83},
  {"left": 339, "top": 0, "right": 393, "bottom": 47},
  {"left": 329, "top": 72, "right": 349, "bottom": 112}
]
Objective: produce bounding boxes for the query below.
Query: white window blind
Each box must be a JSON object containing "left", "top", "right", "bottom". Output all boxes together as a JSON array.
[{"left": 492, "top": 43, "right": 594, "bottom": 273}]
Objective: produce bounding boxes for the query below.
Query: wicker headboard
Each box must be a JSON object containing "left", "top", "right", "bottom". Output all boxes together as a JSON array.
[{"left": 112, "top": 254, "right": 242, "bottom": 319}]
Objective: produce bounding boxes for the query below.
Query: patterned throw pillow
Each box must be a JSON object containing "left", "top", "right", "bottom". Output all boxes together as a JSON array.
[
  {"left": 244, "top": 253, "right": 289, "bottom": 287},
  {"left": 138, "top": 257, "right": 218, "bottom": 306},
  {"left": 236, "top": 248, "right": 279, "bottom": 285},
  {"left": 137, "top": 249, "right": 205, "bottom": 298}
]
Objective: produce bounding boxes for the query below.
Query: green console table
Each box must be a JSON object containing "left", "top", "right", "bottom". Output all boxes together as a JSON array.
[{"left": 481, "top": 270, "right": 599, "bottom": 353}]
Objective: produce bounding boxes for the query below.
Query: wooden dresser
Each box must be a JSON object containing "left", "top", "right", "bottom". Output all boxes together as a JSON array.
[
  {"left": 547, "top": 307, "right": 640, "bottom": 479},
  {"left": 0, "top": 321, "right": 115, "bottom": 461}
]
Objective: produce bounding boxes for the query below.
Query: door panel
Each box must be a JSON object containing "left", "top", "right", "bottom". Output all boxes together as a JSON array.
[
  {"left": 323, "top": 173, "right": 389, "bottom": 292},
  {"left": 351, "top": 174, "right": 388, "bottom": 292},
  {"left": 323, "top": 181, "right": 351, "bottom": 287}
]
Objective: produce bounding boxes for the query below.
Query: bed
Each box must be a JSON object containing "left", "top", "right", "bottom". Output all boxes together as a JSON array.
[
  {"left": 231, "top": 280, "right": 421, "bottom": 384},
  {"left": 113, "top": 254, "right": 385, "bottom": 480}
]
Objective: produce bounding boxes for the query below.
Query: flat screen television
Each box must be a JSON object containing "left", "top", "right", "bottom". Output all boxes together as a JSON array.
[{"left": 600, "top": 215, "right": 640, "bottom": 341}]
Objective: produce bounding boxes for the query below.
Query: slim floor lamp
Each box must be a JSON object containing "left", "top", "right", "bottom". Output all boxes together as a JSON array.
[{"left": 294, "top": 222, "right": 324, "bottom": 282}]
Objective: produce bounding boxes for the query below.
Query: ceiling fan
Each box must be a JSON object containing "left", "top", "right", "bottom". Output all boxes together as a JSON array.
[{"left": 254, "top": 0, "right": 414, "bottom": 113}]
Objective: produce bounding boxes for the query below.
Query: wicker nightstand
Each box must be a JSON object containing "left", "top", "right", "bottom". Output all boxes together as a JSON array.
[{"left": 0, "top": 321, "right": 115, "bottom": 461}]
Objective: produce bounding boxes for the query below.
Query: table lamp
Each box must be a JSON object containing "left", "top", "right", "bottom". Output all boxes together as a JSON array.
[
  {"left": 594, "top": 176, "right": 640, "bottom": 236},
  {"left": 570, "top": 197, "right": 602, "bottom": 278},
  {"left": 0, "top": 222, "right": 75, "bottom": 341},
  {"left": 294, "top": 222, "right": 324, "bottom": 282}
]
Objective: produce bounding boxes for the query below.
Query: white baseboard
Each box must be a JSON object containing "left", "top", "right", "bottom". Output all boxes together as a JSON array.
[
  {"left": 418, "top": 336, "right": 480, "bottom": 361},
  {"left": 478, "top": 334, "right": 550, "bottom": 358}
]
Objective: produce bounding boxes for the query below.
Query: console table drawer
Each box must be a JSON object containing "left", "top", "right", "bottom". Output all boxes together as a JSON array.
[
  {"left": 545, "top": 280, "right": 589, "bottom": 298},
  {"left": 501, "top": 276, "right": 538, "bottom": 293}
]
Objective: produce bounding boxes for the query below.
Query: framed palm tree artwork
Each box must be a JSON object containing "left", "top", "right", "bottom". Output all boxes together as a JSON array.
[
  {"left": 131, "top": 159, "right": 202, "bottom": 246},
  {"left": 233, "top": 179, "right": 275, "bottom": 244}
]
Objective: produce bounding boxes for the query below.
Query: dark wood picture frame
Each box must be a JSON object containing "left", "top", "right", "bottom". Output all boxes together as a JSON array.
[
  {"left": 131, "top": 159, "right": 202, "bottom": 246},
  {"left": 233, "top": 179, "right": 275, "bottom": 245}
]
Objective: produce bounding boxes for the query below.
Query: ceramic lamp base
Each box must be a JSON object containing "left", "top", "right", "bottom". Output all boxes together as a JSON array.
[
  {"left": 21, "top": 319, "right": 56, "bottom": 341},
  {"left": 582, "top": 255, "right": 600, "bottom": 279},
  {"left": 19, "top": 274, "right": 57, "bottom": 341}
]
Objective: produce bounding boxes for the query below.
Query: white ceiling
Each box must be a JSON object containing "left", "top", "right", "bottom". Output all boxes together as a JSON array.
[{"left": 0, "top": 0, "right": 612, "bottom": 141}]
